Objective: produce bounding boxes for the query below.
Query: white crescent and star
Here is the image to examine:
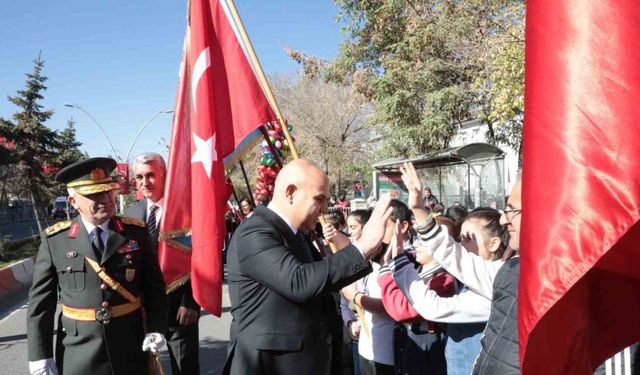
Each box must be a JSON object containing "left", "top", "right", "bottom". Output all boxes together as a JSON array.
[{"left": 190, "top": 46, "right": 217, "bottom": 178}]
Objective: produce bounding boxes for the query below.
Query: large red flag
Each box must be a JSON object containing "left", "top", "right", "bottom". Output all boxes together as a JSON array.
[
  {"left": 520, "top": 1, "right": 640, "bottom": 373},
  {"left": 160, "top": 0, "right": 276, "bottom": 316}
]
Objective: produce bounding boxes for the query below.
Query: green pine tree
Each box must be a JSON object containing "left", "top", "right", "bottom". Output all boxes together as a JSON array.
[{"left": 0, "top": 54, "right": 61, "bottom": 234}]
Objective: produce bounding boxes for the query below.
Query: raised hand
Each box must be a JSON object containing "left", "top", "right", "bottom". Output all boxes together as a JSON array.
[
  {"left": 399, "top": 162, "right": 432, "bottom": 226},
  {"left": 322, "top": 222, "right": 350, "bottom": 251},
  {"left": 399, "top": 162, "right": 423, "bottom": 210},
  {"left": 390, "top": 219, "right": 405, "bottom": 258},
  {"left": 358, "top": 194, "right": 394, "bottom": 259}
]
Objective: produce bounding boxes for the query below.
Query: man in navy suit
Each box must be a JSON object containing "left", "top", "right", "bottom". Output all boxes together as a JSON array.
[
  {"left": 223, "top": 159, "right": 393, "bottom": 375},
  {"left": 125, "top": 152, "right": 200, "bottom": 375}
]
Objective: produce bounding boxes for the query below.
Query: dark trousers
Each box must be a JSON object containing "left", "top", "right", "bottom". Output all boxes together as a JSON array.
[
  {"left": 166, "top": 322, "right": 200, "bottom": 375},
  {"left": 393, "top": 323, "right": 447, "bottom": 375},
  {"left": 359, "top": 356, "right": 394, "bottom": 375}
]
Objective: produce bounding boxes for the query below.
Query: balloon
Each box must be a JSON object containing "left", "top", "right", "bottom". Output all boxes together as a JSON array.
[
  {"left": 274, "top": 140, "right": 282, "bottom": 149},
  {"left": 269, "top": 136, "right": 276, "bottom": 144}
]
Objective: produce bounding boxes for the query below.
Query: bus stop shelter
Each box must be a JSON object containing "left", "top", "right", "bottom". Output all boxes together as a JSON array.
[{"left": 372, "top": 142, "right": 506, "bottom": 209}]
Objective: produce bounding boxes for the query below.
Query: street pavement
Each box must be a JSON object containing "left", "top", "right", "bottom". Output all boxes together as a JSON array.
[{"left": 0, "top": 283, "right": 232, "bottom": 374}]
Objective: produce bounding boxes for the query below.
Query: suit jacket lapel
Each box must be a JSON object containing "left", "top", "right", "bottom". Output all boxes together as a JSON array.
[
  {"left": 140, "top": 200, "right": 148, "bottom": 222},
  {"left": 101, "top": 218, "right": 127, "bottom": 265},
  {"left": 254, "top": 206, "right": 313, "bottom": 263}
]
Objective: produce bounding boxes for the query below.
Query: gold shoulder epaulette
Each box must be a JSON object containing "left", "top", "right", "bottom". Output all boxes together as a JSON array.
[
  {"left": 45, "top": 220, "right": 72, "bottom": 236},
  {"left": 120, "top": 216, "right": 146, "bottom": 228}
]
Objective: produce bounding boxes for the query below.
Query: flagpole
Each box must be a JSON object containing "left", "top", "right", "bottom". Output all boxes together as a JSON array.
[
  {"left": 260, "top": 125, "right": 283, "bottom": 167},
  {"left": 225, "top": 0, "right": 370, "bottom": 338},
  {"left": 238, "top": 160, "right": 256, "bottom": 207},
  {"left": 225, "top": 0, "right": 298, "bottom": 160},
  {"left": 228, "top": 180, "right": 245, "bottom": 220}
]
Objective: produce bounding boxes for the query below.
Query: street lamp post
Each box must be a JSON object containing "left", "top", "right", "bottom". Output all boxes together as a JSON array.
[
  {"left": 63, "top": 103, "right": 121, "bottom": 161},
  {"left": 124, "top": 109, "right": 173, "bottom": 162}
]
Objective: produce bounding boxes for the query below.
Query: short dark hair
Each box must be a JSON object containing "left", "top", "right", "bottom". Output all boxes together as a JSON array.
[
  {"left": 446, "top": 205, "right": 469, "bottom": 227},
  {"left": 323, "top": 212, "right": 343, "bottom": 231},
  {"left": 432, "top": 203, "right": 445, "bottom": 215},
  {"left": 390, "top": 199, "right": 412, "bottom": 223},
  {"left": 348, "top": 209, "right": 371, "bottom": 225}
]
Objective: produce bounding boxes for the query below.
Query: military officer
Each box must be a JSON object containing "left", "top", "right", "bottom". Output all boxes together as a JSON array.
[{"left": 27, "top": 157, "right": 168, "bottom": 375}]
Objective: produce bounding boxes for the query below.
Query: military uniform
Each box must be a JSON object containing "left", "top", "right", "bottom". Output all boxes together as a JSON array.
[{"left": 26, "top": 158, "right": 168, "bottom": 375}]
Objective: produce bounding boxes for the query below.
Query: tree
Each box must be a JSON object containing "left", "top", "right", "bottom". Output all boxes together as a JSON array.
[
  {"left": 308, "top": 0, "right": 525, "bottom": 159},
  {"left": 270, "top": 72, "right": 374, "bottom": 195},
  {"left": 42, "top": 118, "right": 87, "bottom": 198},
  {"left": 0, "top": 54, "right": 61, "bottom": 234},
  {"left": 55, "top": 118, "right": 85, "bottom": 167}
]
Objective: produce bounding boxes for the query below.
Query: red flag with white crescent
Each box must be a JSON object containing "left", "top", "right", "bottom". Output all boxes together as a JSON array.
[
  {"left": 160, "top": 0, "right": 276, "bottom": 316},
  {"left": 519, "top": 1, "right": 640, "bottom": 373}
]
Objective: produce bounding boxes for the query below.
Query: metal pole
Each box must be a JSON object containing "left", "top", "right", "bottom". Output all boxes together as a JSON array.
[
  {"left": 238, "top": 160, "right": 255, "bottom": 207},
  {"left": 63, "top": 103, "right": 121, "bottom": 161},
  {"left": 124, "top": 109, "right": 173, "bottom": 162},
  {"left": 228, "top": 180, "right": 245, "bottom": 221}
]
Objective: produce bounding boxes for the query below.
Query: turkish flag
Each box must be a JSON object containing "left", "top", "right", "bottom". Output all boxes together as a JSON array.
[
  {"left": 160, "top": 0, "right": 276, "bottom": 316},
  {"left": 519, "top": 1, "right": 640, "bottom": 373}
]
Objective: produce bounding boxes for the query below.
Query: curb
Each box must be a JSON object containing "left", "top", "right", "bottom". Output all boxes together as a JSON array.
[{"left": 0, "top": 256, "right": 35, "bottom": 299}]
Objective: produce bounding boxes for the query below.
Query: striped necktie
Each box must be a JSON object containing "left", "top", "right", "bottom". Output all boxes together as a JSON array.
[{"left": 147, "top": 204, "right": 158, "bottom": 241}]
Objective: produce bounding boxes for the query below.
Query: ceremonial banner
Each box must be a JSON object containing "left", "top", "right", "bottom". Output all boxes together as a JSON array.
[
  {"left": 519, "top": 1, "right": 640, "bottom": 373},
  {"left": 160, "top": 0, "right": 276, "bottom": 316}
]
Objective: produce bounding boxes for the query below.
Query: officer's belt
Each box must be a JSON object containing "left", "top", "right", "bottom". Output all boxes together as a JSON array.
[
  {"left": 62, "top": 299, "right": 141, "bottom": 322},
  {"left": 84, "top": 256, "right": 138, "bottom": 303}
]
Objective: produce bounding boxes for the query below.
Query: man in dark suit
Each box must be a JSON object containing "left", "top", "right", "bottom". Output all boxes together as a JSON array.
[
  {"left": 125, "top": 152, "right": 200, "bottom": 375},
  {"left": 27, "top": 157, "right": 167, "bottom": 375},
  {"left": 223, "top": 159, "right": 393, "bottom": 375}
]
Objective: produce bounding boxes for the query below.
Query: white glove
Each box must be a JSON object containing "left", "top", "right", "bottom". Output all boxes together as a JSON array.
[
  {"left": 29, "top": 358, "right": 59, "bottom": 375},
  {"left": 141, "top": 332, "right": 166, "bottom": 354}
]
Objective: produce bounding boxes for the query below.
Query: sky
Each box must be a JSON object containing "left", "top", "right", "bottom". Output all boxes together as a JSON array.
[{"left": 0, "top": 1, "right": 346, "bottom": 162}]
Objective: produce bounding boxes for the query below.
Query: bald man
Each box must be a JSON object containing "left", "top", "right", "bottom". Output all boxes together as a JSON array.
[{"left": 223, "top": 159, "right": 393, "bottom": 375}]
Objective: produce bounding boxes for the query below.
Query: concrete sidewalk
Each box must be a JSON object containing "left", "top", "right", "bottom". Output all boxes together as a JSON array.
[{"left": 0, "top": 257, "right": 35, "bottom": 301}]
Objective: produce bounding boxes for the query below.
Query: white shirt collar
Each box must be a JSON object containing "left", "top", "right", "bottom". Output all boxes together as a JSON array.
[
  {"left": 80, "top": 217, "right": 109, "bottom": 237},
  {"left": 147, "top": 197, "right": 164, "bottom": 210},
  {"left": 147, "top": 197, "right": 164, "bottom": 221},
  {"left": 267, "top": 203, "right": 298, "bottom": 235}
]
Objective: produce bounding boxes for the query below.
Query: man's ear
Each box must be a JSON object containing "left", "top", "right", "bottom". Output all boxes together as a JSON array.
[
  {"left": 488, "top": 236, "right": 501, "bottom": 253},
  {"left": 67, "top": 196, "right": 78, "bottom": 209},
  {"left": 285, "top": 184, "right": 297, "bottom": 204}
]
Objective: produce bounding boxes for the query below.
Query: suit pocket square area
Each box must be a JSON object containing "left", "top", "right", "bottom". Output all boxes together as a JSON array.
[{"left": 251, "top": 334, "right": 303, "bottom": 351}]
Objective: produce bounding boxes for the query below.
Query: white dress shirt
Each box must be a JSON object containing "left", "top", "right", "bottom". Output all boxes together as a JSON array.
[
  {"left": 146, "top": 197, "right": 164, "bottom": 225},
  {"left": 81, "top": 217, "right": 109, "bottom": 249},
  {"left": 267, "top": 203, "right": 298, "bottom": 234}
]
